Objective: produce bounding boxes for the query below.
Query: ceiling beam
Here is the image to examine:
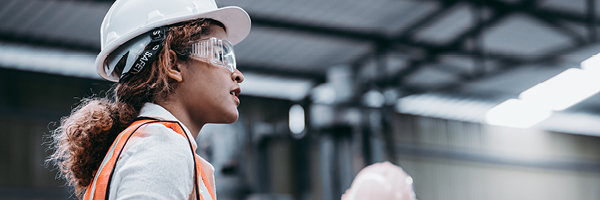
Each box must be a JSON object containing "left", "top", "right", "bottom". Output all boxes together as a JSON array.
[
  {"left": 4, "top": 0, "right": 598, "bottom": 96},
  {"left": 400, "top": 39, "right": 600, "bottom": 98},
  {"left": 250, "top": 14, "right": 386, "bottom": 43},
  {"left": 251, "top": 4, "right": 537, "bottom": 88},
  {"left": 249, "top": 0, "right": 600, "bottom": 67},
  {"left": 348, "top": 0, "right": 462, "bottom": 84},
  {"left": 470, "top": 0, "right": 587, "bottom": 44},
  {"left": 63, "top": 0, "right": 599, "bottom": 25},
  {"left": 379, "top": 1, "right": 513, "bottom": 86},
  {"left": 393, "top": 0, "right": 461, "bottom": 42},
  {"left": 587, "top": 0, "right": 597, "bottom": 41},
  {"left": 0, "top": 32, "right": 99, "bottom": 53},
  {"left": 428, "top": 0, "right": 599, "bottom": 24},
  {"left": 380, "top": 0, "right": 598, "bottom": 91}
]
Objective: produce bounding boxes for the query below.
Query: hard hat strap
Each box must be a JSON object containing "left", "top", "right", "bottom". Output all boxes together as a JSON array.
[{"left": 119, "top": 27, "right": 168, "bottom": 83}]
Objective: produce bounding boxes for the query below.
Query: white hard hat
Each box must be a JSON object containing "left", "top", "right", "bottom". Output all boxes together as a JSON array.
[
  {"left": 342, "top": 161, "right": 418, "bottom": 200},
  {"left": 96, "top": 0, "right": 251, "bottom": 82}
]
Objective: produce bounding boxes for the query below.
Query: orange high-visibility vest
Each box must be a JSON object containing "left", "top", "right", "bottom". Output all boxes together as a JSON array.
[{"left": 83, "top": 119, "right": 215, "bottom": 200}]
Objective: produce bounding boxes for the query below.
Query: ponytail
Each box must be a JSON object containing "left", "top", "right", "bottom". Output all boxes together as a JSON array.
[{"left": 47, "top": 95, "right": 138, "bottom": 197}]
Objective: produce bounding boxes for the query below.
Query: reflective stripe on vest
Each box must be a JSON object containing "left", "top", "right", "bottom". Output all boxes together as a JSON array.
[{"left": 83, "top": 120, "right": 216, "bottom": 200}]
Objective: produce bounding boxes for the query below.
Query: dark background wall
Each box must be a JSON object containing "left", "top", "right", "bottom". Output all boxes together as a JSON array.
[{"left": 0, "top": 67, "right": 111, "bottom": 199}]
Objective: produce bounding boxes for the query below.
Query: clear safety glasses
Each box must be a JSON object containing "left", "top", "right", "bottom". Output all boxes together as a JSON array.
[{"left": 179, "top": 37, "right": 236, "bottom": 73}]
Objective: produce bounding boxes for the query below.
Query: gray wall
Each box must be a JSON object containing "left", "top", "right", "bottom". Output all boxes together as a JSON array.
[
  {"left": 0, "top": 67, "right": 109, "bottom": 199},
  {"left": 391, "top": 115, "right": 600, "bottom": 200}
]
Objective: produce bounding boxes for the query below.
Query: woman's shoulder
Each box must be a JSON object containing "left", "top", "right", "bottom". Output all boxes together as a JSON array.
[
  {"left": 112, "top": 121, "right": 196, "bottom": 181},
  {"left": 138, "top": 122, "right": 189, "bottom": 141},
  {"left": 120, "top": 122, "right": 195, "bottom": 162},
  {"left": 110, "top": 122, "right": 197, "bottom": 199}
]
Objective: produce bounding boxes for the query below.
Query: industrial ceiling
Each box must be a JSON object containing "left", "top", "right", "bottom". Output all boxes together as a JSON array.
[{"left": 2, "top": 0, "right": 600, "bottom": 135}]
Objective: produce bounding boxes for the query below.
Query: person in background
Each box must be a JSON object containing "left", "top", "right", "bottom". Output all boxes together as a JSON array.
[
  {"left": 46, "top": 0, "right": 250, "bottom": 199},
  {"left": 342, "top": 161, "right": 418, "bottom": 200}
]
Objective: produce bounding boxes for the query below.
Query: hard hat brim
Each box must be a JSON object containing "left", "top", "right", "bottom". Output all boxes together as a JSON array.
[{"left": 96, "top": 6, "right": 251, "bottom": 82}]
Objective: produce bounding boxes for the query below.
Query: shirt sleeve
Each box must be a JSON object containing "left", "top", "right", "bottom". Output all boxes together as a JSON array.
[{"left": 110, "top": 123, "right": 196, "bottom": 200}]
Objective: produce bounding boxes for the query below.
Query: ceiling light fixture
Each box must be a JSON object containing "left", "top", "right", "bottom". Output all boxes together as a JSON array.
[
  {"left": 485, "top": 53, "right": 600, "bottom": 128},
  {"left": 519, "top": 68, "right": 600, "bottom": 111},
  {"left": 485, "top": 99, "right": 552, "bottom": 128},
  {"left": 289, "top": 104, "right": 305, "bottom": 137}
]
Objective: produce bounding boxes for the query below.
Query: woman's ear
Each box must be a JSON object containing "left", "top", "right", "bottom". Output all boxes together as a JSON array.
[{"left": 165, "top": 49, "right": 184, "bottom": 82}]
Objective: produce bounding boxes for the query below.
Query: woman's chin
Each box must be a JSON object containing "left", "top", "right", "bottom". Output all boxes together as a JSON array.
[
  {"left": 214, "top": 111, "right": 238, "bottom": 124},
  {"left": 224, "top": 115, "right": 238, "bottom": 124}
]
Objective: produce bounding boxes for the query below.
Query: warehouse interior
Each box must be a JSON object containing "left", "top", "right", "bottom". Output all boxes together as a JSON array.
[{"left": 1, "top": 0, "right": 600, "bottom": 199}]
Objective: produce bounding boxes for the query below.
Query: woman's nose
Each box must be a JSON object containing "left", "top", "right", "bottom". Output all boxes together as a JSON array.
[{"left": 232, "top": 69, "right": 244, "bottom": 83}]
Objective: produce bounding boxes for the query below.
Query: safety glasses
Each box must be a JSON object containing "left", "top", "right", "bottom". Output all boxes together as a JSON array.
[{"left": 178, "top": 37, "right": 236, "bottom": 73}]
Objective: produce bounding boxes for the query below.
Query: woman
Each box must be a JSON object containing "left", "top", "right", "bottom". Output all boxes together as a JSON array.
[{"left": 47, "top": 0, "right": 251, "bottom": 199}]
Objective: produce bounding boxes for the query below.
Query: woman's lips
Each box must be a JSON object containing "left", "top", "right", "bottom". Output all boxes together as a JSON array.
[
  {"left": 231, "top": 93, "right": 240, "bottom": 106},
  {"left": 230, "top": 88, "right": 241, "bottom": 106}
]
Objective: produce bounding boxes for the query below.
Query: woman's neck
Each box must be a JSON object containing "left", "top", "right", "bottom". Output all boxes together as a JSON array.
[{"left": 156, "top": 101, "right": 204, "bottom": 138}]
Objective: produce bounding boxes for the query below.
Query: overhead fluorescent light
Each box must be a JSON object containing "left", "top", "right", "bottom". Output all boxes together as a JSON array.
[
  {"left": 395, "top": 93, "right": 494, "bottom": 123},
  {"left": 484, "top": 54, "right": 600, "bottom": 129},
  {"left": 395, "top": 93, "right": 600, "bottom": 136},
  {"left": 0, "top": 42, "right": 100, "bottom": 79},
  {"left": 485, "top": 99, "right": 552, "bottom": 128},
  {"left": 519, "top": 68, "right": 600, "bottom": 111},
  {"left": 580, "top": 53, "right": 600, "bottom": 71},
  {"left": 240, "top": 72, "right": 314, "bottom": 101}
]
